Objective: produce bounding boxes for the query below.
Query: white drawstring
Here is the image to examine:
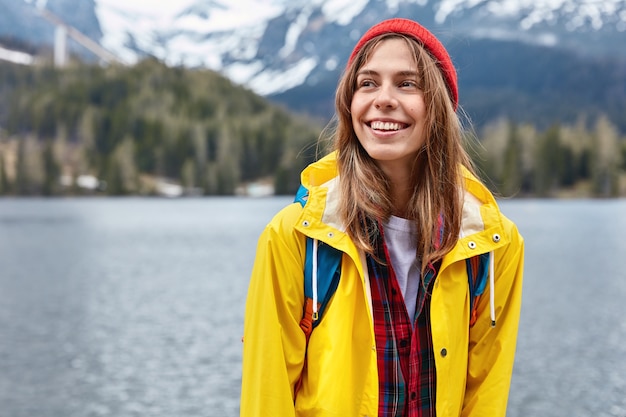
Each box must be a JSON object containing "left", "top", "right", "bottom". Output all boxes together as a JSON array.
[
  {"left": 489, "top": 250, "right": 496, "bottom": 327},
  {"left": 312, "top": 239, "right": 319, "bottom": 321}
]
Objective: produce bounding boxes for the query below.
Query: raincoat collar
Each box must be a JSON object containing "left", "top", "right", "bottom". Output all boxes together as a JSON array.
[{"left": 295, "top": 151, "right": 509, "bottom": 264}]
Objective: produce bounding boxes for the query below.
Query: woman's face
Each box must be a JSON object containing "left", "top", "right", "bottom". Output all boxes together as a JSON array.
[{"left": 350, "top": 38, "right": 427, "bottom": 179}]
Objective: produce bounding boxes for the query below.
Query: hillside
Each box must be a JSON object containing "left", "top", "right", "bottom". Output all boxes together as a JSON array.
[{"left": 0, "top": 59, "right": 322, "bottom": 196}]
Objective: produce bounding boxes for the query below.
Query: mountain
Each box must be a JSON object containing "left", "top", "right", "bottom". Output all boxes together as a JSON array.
[
  {"left": 3, "top": 0, "right": 626, "bottom": 92},
  {"left": 1, "top": 0, "right": 626, "bottom": 130}
]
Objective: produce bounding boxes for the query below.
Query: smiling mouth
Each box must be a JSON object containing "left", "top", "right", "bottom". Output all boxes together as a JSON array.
[{"left": 369, "top": 121, "right": 407, "bottom": 131}]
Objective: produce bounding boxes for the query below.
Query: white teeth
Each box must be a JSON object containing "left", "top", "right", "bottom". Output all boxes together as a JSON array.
[{"left": 371, "top": 121, "right": 402, "bottom": 131}]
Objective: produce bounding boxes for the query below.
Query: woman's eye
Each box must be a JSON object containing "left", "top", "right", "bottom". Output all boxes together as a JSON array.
[{"left": 400, "top": 80, "right": 418, "bottom": 88}]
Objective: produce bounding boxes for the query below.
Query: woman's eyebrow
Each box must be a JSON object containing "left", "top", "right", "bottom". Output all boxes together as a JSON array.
[
  {"left": 356, "top": 69, "right": 378, "bottom": 77},
  {"left": 356, "top": 69, "right": 419, "bottom": 77},
  {"left": 396, "top": 70, "right": 420, "bottom": 78}
]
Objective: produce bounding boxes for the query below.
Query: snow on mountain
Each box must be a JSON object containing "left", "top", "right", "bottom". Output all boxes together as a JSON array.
[
  {"left": 436, "top": 0, "right": 626, "bottom": 31},
  {"left": 12, "top": 0, "right": 626, "bottom": 96},
  {"left": 94, "top": 0, "right": 379, "bottom": 93}
]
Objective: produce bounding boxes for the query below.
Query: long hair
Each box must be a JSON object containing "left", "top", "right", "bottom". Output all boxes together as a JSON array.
[{"left": 333, "top": 33, "right": 476, "bottom": 272}]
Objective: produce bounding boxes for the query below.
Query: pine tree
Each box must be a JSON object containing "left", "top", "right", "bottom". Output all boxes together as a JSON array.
[{"left": 591, "top": 116, "right": 620, "bottom": 197}]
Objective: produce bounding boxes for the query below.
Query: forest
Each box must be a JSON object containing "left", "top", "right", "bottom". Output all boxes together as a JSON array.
[{"left": 0, "top": 58, "right": 625, "bottom": 198}]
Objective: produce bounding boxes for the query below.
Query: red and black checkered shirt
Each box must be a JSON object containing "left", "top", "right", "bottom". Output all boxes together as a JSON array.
[{"left": 367, "top": 228, "right": 438, "bottom": 417}]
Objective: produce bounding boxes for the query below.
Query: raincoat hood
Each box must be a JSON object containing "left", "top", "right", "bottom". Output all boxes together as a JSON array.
[{"left": 297, "top": 151, "right": 507, "bottom": 254}]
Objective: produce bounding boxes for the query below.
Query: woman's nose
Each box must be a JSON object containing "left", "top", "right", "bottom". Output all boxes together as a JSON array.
[{"left": 373, "top": 84, "right": 398, "bottom": 109}]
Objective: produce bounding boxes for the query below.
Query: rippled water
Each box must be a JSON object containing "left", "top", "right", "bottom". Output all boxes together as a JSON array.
[
  {"left": 0, "top": 197, "right": 625, "bottom": 417},
  {"left": 503, "top": 199, "right": 626, "bottom": 417}
]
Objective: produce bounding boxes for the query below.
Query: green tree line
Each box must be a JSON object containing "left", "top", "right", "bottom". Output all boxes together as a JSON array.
[
  {"left": 0, "top": 58, "right": 624, "bottom": 197},
  {"left": 471, "top": 117, "right": 626, "bottom": 198}
]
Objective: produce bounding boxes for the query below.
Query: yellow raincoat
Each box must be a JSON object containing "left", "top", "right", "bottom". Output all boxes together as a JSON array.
[{"left": 241, "top": 152, "right": 524, "bottom": 416}]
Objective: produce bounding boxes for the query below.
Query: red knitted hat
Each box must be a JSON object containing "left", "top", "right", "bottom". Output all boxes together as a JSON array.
[{"left": 348, "top": 18, "right": 458, "bottom": 110}]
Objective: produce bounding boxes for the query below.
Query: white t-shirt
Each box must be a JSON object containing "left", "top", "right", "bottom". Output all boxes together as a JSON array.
[{"left": 382, "top": 215, "right": 421, "bottom": 320}]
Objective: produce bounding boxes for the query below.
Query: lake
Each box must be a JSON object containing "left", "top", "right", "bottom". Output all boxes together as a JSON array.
[{"left": 0, "top": 197, "right": 625, "bottom": 417}]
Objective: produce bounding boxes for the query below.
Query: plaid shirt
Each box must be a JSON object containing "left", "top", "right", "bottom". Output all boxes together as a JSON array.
[{"left": 367, "top": 227, "right": 438, "bottom": 417}]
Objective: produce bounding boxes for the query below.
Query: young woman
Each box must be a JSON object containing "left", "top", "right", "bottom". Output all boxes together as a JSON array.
[{"left": 241, "top": 18, "right": 524, "bottom": 417}]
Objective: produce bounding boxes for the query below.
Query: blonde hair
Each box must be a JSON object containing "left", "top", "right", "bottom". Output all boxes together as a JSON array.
[{"left": 333, "top": 33, "right": 476, "bottom": 271}]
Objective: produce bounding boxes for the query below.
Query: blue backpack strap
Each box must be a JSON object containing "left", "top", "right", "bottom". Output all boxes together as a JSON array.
[
  {"left": 466, "top": 252, "right": 490, "bottom": 326},
  {"left": 303, "top": 238, "right": 342, "bottom": 329}
]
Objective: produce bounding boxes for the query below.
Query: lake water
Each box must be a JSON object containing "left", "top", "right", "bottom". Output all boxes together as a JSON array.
[{"left": 0, "top": 197, "right": 625, "bottom": 417}]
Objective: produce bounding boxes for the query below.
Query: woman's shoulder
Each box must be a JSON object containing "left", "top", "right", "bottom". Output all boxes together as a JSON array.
[
  {"left": 252, "top": 202, "right": 307, "bottom": 266},
  {"left": 265, "top": 201, "right": 304, "bottom": 232}
]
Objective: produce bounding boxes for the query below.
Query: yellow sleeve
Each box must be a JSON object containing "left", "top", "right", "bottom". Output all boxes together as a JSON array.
[
  {"left": 240, "top": 204, "right": 307, "bottom": 417},
  {"left": 463, "top": 219, "right": 525, "bottom": 417}
]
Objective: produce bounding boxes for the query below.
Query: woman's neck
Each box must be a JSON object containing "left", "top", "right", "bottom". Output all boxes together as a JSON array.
[
  {"left": 379, "top": 162, "right": 416, "bottom": 219},
  {"left": 390, "top": 182, "right": 413, "bottom": 219}
]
